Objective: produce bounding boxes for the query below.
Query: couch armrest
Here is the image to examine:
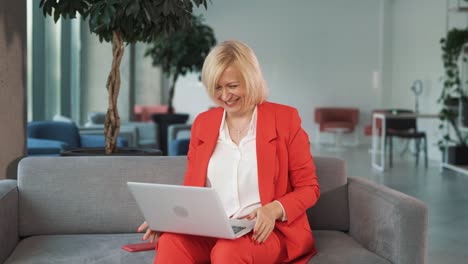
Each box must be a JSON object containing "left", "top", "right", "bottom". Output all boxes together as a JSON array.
[
  {"left": 0, "top": 180, "right": 19, "bottom": 263},
  {"left": 348, "top": 177, "right": 427, "bottom": 264}
]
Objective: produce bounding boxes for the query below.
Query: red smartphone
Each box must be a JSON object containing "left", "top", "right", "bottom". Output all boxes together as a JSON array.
[{"left": 121, "top": 242, "right": 156, "bottom": 252}]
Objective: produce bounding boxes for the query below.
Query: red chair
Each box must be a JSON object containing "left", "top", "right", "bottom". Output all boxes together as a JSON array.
[
  {"left": 314, "top": 107, "right": 360, "bottom": 148},
  {"left": 134, "top": 105, "right": 171, "bottom": 122}
]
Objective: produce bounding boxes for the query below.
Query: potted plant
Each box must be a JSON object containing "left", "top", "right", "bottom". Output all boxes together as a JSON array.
[
  {"left": 39, "top": 0, "right": 209, "bottom": 154},
  {"left": 144, "top": 14, "right": 216, "bottom": 155},
  {"left": 439, "top": 27, "right": 468, "bottom": 164}
]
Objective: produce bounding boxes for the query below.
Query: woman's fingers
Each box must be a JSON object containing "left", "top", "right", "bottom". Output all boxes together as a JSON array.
[
  {"left": 245, "top": 210, "right": 257, "bottom": 220},
  {"left": 149, "top": 231, "right": 163, "bottom": 243},
  {"left": 137, "top": 221, "right": 148, "bottom": 232},
  {"left": 253, "top": 221, "right": 271, "bottom": 243},
  {"left": 253, "top": 214, "right": 273, "bottom": 243},
  {"left": 256, "top": 225, "right": 273, "bottom": 243},
  {"left": 251, "top": 207, "right": 276, "bottom": 244},
  {"left": 139, "top": 220, "right": 162, "bottom": 243},
  {"left": 142, "top": 228, "right": 153, "bottom": 241}
]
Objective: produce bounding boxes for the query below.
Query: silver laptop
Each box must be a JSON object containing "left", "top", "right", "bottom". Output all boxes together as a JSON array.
[{"left": 127, "top": 182, "right": 255, "bottom": 239}]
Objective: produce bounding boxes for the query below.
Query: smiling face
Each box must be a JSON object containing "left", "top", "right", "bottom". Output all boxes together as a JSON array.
[
  {"left": 215, "top": 65, "right": 253, "bottom": 117},
  {"left": 202, "top": 41, "right": 269, "bottom": 114}
]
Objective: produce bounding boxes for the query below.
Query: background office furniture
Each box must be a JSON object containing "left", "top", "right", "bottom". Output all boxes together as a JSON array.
[
  {"left": 314, "top": 107, "right": 360, "bottom": 147},
  {"left": 79, "top": 125, "right": 138, "bottom": 148},
  {"left": 83, "top": 112, "right": 158, "bottom": 149},
  {"left": 0, "top": 156, "right": 427, "bottom": 264},
  {"left": 130, "top": 122, "right": 159, "bottom": 149},
  {"left": 364, "top": 109, "right": 387, "bottom": 137},
  {"left": 26, "top": 138, "right": 66, "bottom": 156},
  {"left": 134, "top": 105, "right": 190, "bottom": 155},
  {"left": 371, "top": 111, "right": 436, "bottom": 171},
  {"left": 151, "top": 113, "right": 189, "bottom": 155},
  {"left": 385, "top": 109, "right": 428, "bottom": 168},
  {"left": 27, "top": 121, "right": 128, "bottom": 155},
  {"left": 167, "top": 124, "right": 191, "bottom": 156},
  {"left": 134, "top": 105, "right": 170, "bottom": 122},
  {"left": 84, "top": 111, "right": 106, "bottom": 127}
]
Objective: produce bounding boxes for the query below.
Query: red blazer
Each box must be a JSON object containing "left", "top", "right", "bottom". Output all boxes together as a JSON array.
[{"left": 183, "top": 101, "right": 320, "bottom": 263}]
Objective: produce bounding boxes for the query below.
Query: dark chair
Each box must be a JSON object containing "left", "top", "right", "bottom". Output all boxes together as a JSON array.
[{"left": 385, "top": 109, "right": 428, "bottom": 168}]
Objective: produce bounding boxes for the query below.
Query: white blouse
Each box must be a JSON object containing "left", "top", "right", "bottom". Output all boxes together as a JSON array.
[{"left": 207, "top": 107, "right": 261, "bottom": 218}]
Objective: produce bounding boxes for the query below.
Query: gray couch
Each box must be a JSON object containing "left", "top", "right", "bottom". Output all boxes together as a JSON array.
[{"left": 0, "top": 156, "right": 427, "bottom": 264}]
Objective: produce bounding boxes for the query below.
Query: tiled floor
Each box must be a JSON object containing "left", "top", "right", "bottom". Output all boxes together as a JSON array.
[{"left": 312, "top": 143, "right": 468, "bottom": 264}]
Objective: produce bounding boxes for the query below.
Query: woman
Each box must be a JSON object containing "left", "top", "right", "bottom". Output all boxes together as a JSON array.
[{"left": 138, "top": 40, "right": 320, "bottom": 263}]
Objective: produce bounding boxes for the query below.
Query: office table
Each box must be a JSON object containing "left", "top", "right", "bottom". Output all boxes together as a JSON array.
[{"left": 371, "top": 112, "right": 439, "bottom": 171}]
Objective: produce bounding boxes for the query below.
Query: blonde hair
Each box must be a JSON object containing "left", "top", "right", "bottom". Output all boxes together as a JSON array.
[{"left": 201, "top": 40, "right": 268, "bottom": 107}]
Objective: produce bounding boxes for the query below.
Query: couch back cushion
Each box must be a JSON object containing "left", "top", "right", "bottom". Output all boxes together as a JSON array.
[
  {"left": 307, "top": 156, "right": 349, "bottom": 231},
  {"left": 17, "top": 155, "right": 349, "bottom": 237},
  {"left": 17, "top": 156, "right": 187, "bottom": 237}
]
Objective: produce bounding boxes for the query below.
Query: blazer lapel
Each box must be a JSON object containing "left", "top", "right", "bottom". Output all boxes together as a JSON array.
[
  {"left": 191, "top": 108, "right": 223, "bottom": 187},
  {"left": 189, "top": 104, "right": 278, "bottom": 203},
  {"left": 256, "top": 102, "right": 278, "bottom": 204}
]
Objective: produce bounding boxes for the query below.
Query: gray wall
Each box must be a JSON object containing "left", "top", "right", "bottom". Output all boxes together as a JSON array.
[
  {"left": 73, "top": 0, "right": 466, "bottom": 161},
  {"left": 386, "top": 0, "right": 466, "bottom": 161},
  {"left": 76, "top": 0, "right": 387, "bottom": 146},
  {"left": 172, "top": 0, "right": 466, "bottom": 161},
  {"left": 0, "top": 0, "right": 26, "bottom": 179},
  {"left": 134, "top": 42, "right": 163, "bottom": 107},
  {"left": 175, "top": 0, "right": 384, "bottom": 145}
]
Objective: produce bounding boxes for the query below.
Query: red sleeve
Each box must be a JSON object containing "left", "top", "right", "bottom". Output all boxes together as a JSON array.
[{"left": 276, "top": 109, "right": 320, "bottom": 224}]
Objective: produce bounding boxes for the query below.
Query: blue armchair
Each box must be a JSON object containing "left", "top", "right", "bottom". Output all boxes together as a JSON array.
[
  {"left": 167, "top": 124, "right": 191, "bottom": 156},
  {"left": 27, "top": 121, "right": 128, "bottom": 156},
  {"left": 27, "top": 138, "right": 66, "bottom": 156}
]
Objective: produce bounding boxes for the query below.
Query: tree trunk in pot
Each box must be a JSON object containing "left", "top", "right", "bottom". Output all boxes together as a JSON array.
[
  {"left": 167, "top": 73, "right": 179, "bottom": 114},
  {"left": 104, "top": 31, "right": 124, "bottom": 154}
]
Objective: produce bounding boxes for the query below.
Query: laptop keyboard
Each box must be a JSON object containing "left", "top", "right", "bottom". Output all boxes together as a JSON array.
[{"left": 231, "top": 225, "right": 246, "bottom": 234}]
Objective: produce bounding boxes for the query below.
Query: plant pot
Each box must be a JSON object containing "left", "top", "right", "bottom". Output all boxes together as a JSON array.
[
  {"left": 151, "top": 113, "right": 189, "bottom": 155},
  {"left": 447, "top": 146, "right": 468, "bottom": 165},
  {"left": 60, "top": 147, "right": 162, "bottom": 156}
]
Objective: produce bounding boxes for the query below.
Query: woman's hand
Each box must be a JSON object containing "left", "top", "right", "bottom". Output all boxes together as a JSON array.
[
  {"left": 137, "top": 221, "right": 160, "bottom": 243},
  {"left": 245, "top": 202, "right": 284, "bottom": 244}
]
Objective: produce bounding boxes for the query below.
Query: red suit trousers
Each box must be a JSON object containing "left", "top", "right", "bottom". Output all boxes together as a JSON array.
[{"left": 154, "top": 231, "right": 287, "bottom": 263}]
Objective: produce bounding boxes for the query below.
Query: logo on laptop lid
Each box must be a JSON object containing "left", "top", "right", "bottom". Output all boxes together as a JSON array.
[{"left": 173, "top": 206, "right": 189, "bottom": 218}]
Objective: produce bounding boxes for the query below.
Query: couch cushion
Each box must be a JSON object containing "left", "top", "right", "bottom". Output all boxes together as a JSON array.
[
  {"left": 307, "top": 156, "right": 349, "bottom": 231},
  {"left": 308, "top": 231, "right": 391, "bottom": 264},
  {"left": 17, "top": 156, "right": 187, "bottom": 237},
  {"left": 4, "top": 232, "right": 391, "bottom": 264},
  {"left": 4, "top": 234, "right": 154, "bottom": 264}
]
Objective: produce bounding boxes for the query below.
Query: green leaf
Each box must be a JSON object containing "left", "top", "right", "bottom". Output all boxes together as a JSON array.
[
  {"left": 102, "top": 5, "right": 114, "bottom": 29},
  {"left": 126, "top": 0, "right": 140, "bottom": 17},
  {"left": 53, "top": 8, "right": 61, "bottom": 23}
]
